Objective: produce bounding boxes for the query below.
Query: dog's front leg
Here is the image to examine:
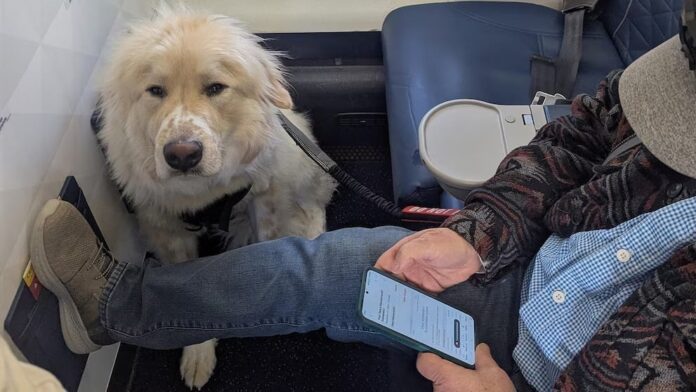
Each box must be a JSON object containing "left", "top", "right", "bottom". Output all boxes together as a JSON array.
[
  {"left": 137, "top": 211, "right": 218, "bottom": 389},
  {"left": 250, "top": 191, "right": 283, "bottom": 242},
  {"left": 251, "top": 188, "right": 327, "bottom": 241},
  {"left": 137, "top": 211, "right": 198, "bottom": 263},
  {"left": 181, "top": 340, "right": 218, "bottom": 390}
]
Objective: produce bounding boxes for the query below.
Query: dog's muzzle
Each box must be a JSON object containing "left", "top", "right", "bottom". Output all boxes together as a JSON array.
[{"left": 163, "top": 140, "right": 203, "bottom": 172}]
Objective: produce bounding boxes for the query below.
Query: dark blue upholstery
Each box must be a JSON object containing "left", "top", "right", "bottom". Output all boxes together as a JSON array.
[
  {"left": 382, "top": 1, "right": 678, "bottom": 207},
  {"left": 601, "top": 0, "right": 682, "bottom": 64},
  {"left": 441, "top": 192, "right": 464, "bottom": 209}
]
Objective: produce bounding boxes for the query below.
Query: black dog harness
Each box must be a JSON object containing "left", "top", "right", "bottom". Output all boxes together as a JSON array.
[{"left": 180, "top": 185, "right": 252, "bottom": 232}]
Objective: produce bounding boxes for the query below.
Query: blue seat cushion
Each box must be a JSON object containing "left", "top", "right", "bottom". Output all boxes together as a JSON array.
[
  {"left": 441, "top": 191, "right": 464, "bottom": 209},
  {"left": 383, "top": 1, "right": 625, "bottom": 206}
]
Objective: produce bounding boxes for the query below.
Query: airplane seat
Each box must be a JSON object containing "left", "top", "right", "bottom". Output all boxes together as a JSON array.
[
  {"left": 441, "top": 191, "right": 465, "bottom": 209},
  {"left": 382, "top": 0, "right": 682, "bottom": 208}
]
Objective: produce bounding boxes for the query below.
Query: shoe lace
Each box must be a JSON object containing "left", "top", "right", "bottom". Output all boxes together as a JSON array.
[{"left": 88, "top": 240, "right": 117, "bottom": 281}]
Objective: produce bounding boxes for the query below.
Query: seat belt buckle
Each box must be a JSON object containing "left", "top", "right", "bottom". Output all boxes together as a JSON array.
[
  {"left": 530, "top": 54, "right": 555, "bottom": 65},
  {"left": 531, "top": 91, "right": 567, "bottom": 105}
]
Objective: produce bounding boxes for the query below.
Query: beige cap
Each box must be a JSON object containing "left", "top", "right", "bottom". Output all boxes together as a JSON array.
[{"left": 620, "top": 35, "right": 696, "bottom": 178}]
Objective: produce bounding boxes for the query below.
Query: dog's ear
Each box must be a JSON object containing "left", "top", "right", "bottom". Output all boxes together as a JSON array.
[
  {"left": 267, "top": 78, "right": 293, "bottom": 109},
  {"left": 261, "top": 54, "right": 293, "bottom": 109}
]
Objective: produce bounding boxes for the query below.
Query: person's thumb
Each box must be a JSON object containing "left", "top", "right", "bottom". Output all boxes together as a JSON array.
[
  {"left": 473, "top": 343, "right": 498, "bottom": 369},
  {"left": 416, "top": 352, "right": 468, "bottom": 383}
]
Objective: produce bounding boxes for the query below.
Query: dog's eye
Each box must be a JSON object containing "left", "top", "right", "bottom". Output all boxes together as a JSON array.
[
  {"left": 146, "top": 85, "right": 166, "bottom": 98},
  {"left": 204, "top": 83, "right": 228, "bottom": 97}
]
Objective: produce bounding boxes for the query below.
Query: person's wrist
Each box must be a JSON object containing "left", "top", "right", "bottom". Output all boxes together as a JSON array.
[{"left": 444, "top": 227, "right": 484, "bottom": 278}]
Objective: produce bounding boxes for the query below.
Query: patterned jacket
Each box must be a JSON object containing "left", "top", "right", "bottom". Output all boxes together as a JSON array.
[{"left": 443, "top": 70, "right": 696, "bottom": 390}]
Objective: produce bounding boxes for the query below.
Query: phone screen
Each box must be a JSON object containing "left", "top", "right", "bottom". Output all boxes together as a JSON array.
[{"left": 360, "top": 269, "right": 475, "bottom": 367}]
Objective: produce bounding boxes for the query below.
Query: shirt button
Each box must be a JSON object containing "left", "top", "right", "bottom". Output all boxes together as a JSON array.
[
  {"left": 667, "top": 183, "right": 683, "bottom": 198},
  {"left": 616, "top": 249, "right": 632, "bottom": 263},
  {"left": 552, "top": 290, "right": 566, "bottom": 304}
]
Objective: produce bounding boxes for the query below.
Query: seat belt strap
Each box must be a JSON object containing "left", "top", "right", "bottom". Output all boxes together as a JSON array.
[
  {"left": 554, "top": 9, "right": 585, "bottom": 96},
  {"left": 602, "top": 133, "right": 641, "bottom": 165},
  {"left": 530, "top": 55, "right": 556, "bottom": 96},
  {"left": 530, "top": 0, "right": 599, "bottom": 98}
]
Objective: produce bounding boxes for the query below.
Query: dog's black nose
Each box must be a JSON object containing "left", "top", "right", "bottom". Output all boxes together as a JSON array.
[{"left": 163, "top": 140, "right": 203, "bottom": 172}]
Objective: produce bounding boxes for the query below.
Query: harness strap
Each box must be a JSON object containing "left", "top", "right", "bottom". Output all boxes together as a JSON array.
[
  {"left": 181, "top": 185, "right": 251, "bottom": 231},
  {"left": 530, "top": 0, "right": 600, "bottom": 98}
]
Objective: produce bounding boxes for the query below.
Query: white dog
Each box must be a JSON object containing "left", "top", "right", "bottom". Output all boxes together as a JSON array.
[{"left": 97, "top": 6, "right": 336, "bottom": 389}]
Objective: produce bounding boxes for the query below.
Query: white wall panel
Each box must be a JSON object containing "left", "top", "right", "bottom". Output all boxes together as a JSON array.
[
  {"left": 0, "top": 0, "right": 63, "bottom": 41},
  {"left": 42, "top": 1, "right": 119, "bottom": 57},
  {"left": 0, "top": 0, "right": 152, "bottom": 390},
  {"left": 0, "top": 36, "right": 39, "bottom": 110}
]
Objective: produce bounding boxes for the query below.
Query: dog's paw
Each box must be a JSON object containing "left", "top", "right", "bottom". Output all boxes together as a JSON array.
[{"left": 180, "top": 340, "right": 218, "bottom": 390}]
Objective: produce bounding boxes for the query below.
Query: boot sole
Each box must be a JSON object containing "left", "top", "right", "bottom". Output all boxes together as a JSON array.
[{"left": 30, "top": 199, "right": 102, "bottom": 354}]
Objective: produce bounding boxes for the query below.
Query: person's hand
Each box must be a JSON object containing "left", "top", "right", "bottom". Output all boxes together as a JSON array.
[
  {"left": 374, "top": 228, "right": 482, "bottom": 293},
  {"left": 417, "top": 344, "right": 515, "bottom": 392}
]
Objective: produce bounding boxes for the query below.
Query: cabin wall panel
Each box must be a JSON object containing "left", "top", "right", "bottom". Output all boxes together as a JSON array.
[{"left": 0, "top": 0, "right": 152, "bottom": 390}]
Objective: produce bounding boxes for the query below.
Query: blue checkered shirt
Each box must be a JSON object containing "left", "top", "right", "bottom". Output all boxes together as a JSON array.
[{"left": 513, "top": 197, "right": 696, "bottom": 391}]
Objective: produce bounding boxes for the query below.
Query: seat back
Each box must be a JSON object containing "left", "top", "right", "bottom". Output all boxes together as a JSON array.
[{"left": 600, "top": 0, "right": 682, "bottom": 65}]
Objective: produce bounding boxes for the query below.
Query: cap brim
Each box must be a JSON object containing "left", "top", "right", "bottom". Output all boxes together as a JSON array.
[{"left": 620, "top": 35, "right": 696, "bottom": 178}]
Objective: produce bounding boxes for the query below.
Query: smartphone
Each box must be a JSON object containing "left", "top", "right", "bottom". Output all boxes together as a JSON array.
[{"left": 358, "top": 267, "right": 476, "bottom": 369}]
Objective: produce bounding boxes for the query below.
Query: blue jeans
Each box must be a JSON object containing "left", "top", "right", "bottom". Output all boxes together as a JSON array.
[{"left": 99, "top": 227, "right": 525, "bottom": 375}]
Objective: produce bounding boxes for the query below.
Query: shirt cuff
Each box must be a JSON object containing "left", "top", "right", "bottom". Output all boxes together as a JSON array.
[{"left": 474, "top": 254, "right": 486, "bottom": 274}]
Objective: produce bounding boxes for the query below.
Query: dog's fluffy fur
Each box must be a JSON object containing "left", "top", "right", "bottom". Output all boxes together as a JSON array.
[{"left": 98, "top": 6, "right": 336, "bottom": 389}]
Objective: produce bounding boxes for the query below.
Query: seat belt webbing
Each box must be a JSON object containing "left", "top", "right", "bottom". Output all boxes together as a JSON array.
[
  {"left": 530, "top": 0, "right": 599, "bottom": 98},
  {"left": 602, "top": 134, "right": 641, "bottom": 165}
]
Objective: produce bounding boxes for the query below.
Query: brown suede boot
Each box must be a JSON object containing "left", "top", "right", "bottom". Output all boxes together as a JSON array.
[{"left": 30, "top": 199, "right": 117, "bottom": 354}]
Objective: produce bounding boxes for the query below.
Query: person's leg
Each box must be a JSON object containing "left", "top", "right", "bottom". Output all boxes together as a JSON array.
[
  {"left": 30, "top": 199, "right": 414, "bottom": 354},
  {"left": 101, "top": 226, "right": 413, "bottom": 350},
  {"left": 104, "top": 224, "right": 526, "bottom": 388},
  {"left": 104, "top": 229, "right": 527, "bottom": 371},
  {"left": 32, "top": 199, "right": 525, "bottom": 378},
  {"left": 438, "top": 264, "right": 526, "bottom": 375}
]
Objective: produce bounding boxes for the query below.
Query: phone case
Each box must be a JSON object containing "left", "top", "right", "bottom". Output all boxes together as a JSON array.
[{"left": 357, "top": 267, "right": 476, "bottom": 369}]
